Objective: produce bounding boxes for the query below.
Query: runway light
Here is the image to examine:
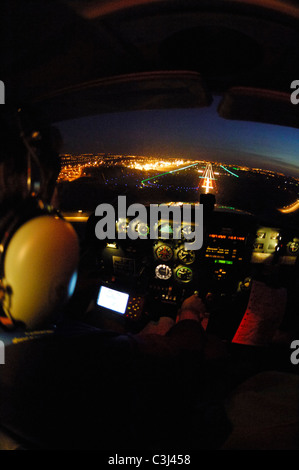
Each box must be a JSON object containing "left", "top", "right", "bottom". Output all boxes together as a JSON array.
[
  {"left": 200, "top": 163, "right": 215, "bottom": 193},
  {"left": 220, "top": 165, "right": 239, "bottom": 178}
]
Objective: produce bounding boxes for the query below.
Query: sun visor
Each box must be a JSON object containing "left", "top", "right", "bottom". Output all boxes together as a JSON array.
[
  {"left": 34, "top": 71, "right": 212, "bottom": 123},
  {"left": 218, "top": 87, "right": 299, "bottom": 129}
]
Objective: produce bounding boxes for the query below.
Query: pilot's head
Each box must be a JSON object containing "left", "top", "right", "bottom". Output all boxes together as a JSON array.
[
  {"left": 0, "top": 107, "right": 62, "bottom": 206},
  {"left": 0, "top": 108, "right": 79, "bottom": 330}
]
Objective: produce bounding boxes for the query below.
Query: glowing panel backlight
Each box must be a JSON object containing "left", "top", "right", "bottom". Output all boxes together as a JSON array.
[{"left": 209, "top": 234, "right": 245, "bottom": 241}]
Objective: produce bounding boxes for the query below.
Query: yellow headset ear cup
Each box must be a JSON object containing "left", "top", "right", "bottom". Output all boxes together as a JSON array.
[{"left": 3, "top": 215, "right": 79, "bottom": 329}]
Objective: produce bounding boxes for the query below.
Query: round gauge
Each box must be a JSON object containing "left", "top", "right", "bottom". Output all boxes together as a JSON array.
[
  {"left": 155, "top": 264, "right": 172, "bottom": 280},
  {"left": 289, "top": 241, "right": 299, "bottom": 254},
  {"left": 136, "top": 222, "right": 149, "bottom": 237},
  {"left": 159, "top": 222, "right": 173, "bottom": 238},
  {"left": 181, "top": 225, "right": 194, "bottom": 240},
  {"left": 155, "top": 244, "right": 173, "bottom": 261},
  {"left": 117, "top": 219, "right": 128, "bottom": 234},
  {"left": 175, "top": 266, "right": 193, "bottom": 283},
  {"left": 177, "top": 248, "right": 196, "bottom": 264}
]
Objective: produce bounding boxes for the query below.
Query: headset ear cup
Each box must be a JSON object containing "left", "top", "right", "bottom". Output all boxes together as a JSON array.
[
  {"left": 0, "top": 198, "right": 49, "bottom": 280},
  {"left": 3, "top": 215, "right": 79, "bottom": 329}
]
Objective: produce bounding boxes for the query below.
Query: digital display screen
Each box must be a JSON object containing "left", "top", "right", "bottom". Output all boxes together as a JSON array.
[
  {"left": 205, "top": 232, "right": 246, "bottom": 263},
  {"left": 208, "top": 234, "right": 246, "bottom": 241},
  {"left": 97, "top": 286, "right": 129, "bottom": 314}
]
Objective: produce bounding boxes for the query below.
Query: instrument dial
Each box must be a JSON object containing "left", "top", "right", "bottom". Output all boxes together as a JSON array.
[
  {"left": 177, "top": 248, "right": 195, "bottom": 264},
  {"left": 289, "top": 241, "right": 299, "bottom": 254},
  {"left": 175, "top": 266, "right": 193, "bottom": 283},
  {"left": 155, "top": 244, "right": 173, "bottom": 261},
  {"left": 136, "top": 222, "right": 149, "bottom": 237},
  {"left": 181, "top": 225, "right": 194, "bottom": 240},
  {"left": 117, "top": 219, "right": 128, "bottom": 234},
  {"left": 155, "top": 264, "right": 172, "bottom": 280}
]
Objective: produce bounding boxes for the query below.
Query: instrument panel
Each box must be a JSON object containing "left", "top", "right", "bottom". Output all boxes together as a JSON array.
[
  {"left": 91, "top": 206, "right": 299, "bottom": 301},
  {"left": 75, "top": 205, "right": 299, "bottom": 340}
]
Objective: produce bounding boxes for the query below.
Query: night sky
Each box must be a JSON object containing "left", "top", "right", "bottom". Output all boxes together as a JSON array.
[{"left": 57, "top": 97, "right": 299, "bottom": 177}]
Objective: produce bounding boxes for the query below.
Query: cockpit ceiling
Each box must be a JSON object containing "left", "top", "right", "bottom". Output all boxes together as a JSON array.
[
  {"left": 1, "top": 0, "right": 299, "bottom": 123},
  {"left": 2, "top": 0, "right": 299, "bottom": 96},
  {"left": 30, "top": 71, "right": 213, "bottom": 123},
  {"left": 65, "top": 0, "right": 299, "bottom": 21},
  {"left": 218, "top": 87, "right": 299, "bottom": 129}
]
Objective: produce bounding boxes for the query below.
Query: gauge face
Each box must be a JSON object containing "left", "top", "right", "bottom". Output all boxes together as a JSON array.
[
  {"left": 117, "top": 219, "right": 128, "bottom": 234},
  {"left": 136, "top": 222, "right": 149, "bottom": 237},
  {"left": 159, "top": 223, "right": 173, "bottom": 237},
  {"left": 181, "top": 225, "right": 195, "bottom": 240},
  {"left": 155, "top": 244, "right": 173, "bottom": 261},
  {"left": 175, "top": 266, "right": 193, "bottom": 283},
  {"left": 155, "top": 264, "right": 172, "bottom": 280},
  {"left": 289, "top": 241, "right": 299, "bottom": 253},
  {"left": 177, "top": 248, "right": 195, "bottom": 264}
]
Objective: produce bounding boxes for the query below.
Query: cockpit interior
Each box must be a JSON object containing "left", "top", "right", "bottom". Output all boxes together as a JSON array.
[{"left": 0, "top": 0, "right": 299, "bottom": 453}]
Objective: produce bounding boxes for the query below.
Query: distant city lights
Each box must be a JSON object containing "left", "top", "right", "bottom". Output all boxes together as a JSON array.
[{"left": 57, "top": 153, "right": 299, "bottom": 213}]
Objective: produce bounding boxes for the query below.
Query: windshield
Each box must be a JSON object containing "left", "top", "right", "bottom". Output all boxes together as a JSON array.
[{"left": 55, "top": 96, "right": 299, "bottom": 224}]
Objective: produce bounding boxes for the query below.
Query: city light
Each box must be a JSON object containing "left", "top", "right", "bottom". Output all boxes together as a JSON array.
[{"left": 127, "top": 159, "right": 186, "bottom": 171}]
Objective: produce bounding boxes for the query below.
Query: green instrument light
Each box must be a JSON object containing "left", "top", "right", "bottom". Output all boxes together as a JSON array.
[{"left": 214, "top": 259, "right": 233, "bottom": 265}]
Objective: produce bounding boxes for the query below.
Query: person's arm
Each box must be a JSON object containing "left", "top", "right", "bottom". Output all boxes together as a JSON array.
[
  {"left": 176, "top": 294, "right": 207, "bottom": 323},
  {"left": 134, "top": 295, "right": 207, "bottom": 357}
]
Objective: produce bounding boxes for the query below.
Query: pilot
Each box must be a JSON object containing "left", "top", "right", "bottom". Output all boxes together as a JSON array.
[{"left": 0, "top": 109, "right": 230, "bottom": 450}]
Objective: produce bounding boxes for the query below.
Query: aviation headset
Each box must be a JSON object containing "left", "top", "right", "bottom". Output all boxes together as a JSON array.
[{"left": 0, "top": 108, "right": 79, "bottom": 330}]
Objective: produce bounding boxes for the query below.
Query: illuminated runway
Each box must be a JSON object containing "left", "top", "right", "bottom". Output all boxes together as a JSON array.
[
  {"left": 140, "top": 160, "right": 239, "bottom": 195},
  {"left": 200, "top": 163, "right": 216, "bottom": 193}
]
